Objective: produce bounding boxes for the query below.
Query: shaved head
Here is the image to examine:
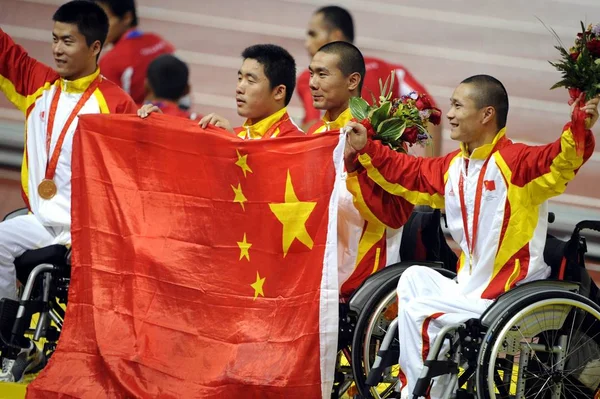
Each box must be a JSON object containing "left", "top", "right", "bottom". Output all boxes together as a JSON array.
[{"left": 460, "top": 75, "right": 509, "bottom": 130}]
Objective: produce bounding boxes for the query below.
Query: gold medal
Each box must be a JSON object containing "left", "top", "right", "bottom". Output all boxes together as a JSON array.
[
  {"left": 38, "top": 179, "right": 58, "bottom": 200},
  {"left": 39, "top": 75, "right": 101, "bottom": 202}
]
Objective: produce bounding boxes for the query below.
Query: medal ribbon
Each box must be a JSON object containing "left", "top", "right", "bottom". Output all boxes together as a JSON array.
[
  {"left": 457, "top": 137, "right": 507, "bottom": 273},
  {"left": 44, "top": 76, "right": 101, "bottom": 181}
]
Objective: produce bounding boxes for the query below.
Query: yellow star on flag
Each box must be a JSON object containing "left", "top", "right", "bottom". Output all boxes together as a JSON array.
[
  {"left": 231, "top": 183, "right": 247, "bottom": 211},
  {"left": 235, "top": 150, "right": 253, "bottom": 178},
  {"left": 268, "top": 170, "right": 316, "bottom": 257},
  {"left": 251, "top": 271, "right": 265, "bottom": 300},
  {"left": 237, "top": 233, "right": 252, "bottom": 261}
]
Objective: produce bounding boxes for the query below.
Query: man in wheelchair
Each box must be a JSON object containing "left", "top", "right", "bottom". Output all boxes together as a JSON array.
[
  {"left": 343, "top": 75, "right": 599, "bottom": 398},
  {"left": 0, "top": 0, "right": 136, "bottom": 382}
]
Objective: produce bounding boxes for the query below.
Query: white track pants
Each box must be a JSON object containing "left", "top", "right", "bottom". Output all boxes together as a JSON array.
[
  {"left": 396, "top": 266, "right": 493, "bottom": 399},
  {"left": 0, "top": 214, "right": 69, "bottom": 301}
]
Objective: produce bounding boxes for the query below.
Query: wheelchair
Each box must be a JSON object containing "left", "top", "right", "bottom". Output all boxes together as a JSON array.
[
  {"left": 0, "top": 208, "right": 71, "bottom": 378},
  {"left": 332, "top": 207, "right": 458, "bottom": 398},
  {"left": 350, "top": 217, "right": 600, "bottom": 399}
]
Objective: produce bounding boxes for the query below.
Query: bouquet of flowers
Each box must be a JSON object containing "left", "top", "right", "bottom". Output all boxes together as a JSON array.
[
  {"left": 348, "top": 72, "right": 442, "bottom": 153},
  {"left": 549, "top": 22, "right": 600, "bottom": 102}
]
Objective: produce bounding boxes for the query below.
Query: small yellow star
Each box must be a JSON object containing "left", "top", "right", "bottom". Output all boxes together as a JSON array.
[
  {"left": 231, "top": 183, "right": 247, "bottom": 211},
  {"left": 250, "top": 271, "right": 265, "bottom": 300},
  {"left": 237, "top": 233, "right": 252, "bottom": 261},
  {"left": 235, "top": 150, "right": 253, "bottom": 178},
  {"left": 268, "top": 170, "right": 317, "bottom": 257}
]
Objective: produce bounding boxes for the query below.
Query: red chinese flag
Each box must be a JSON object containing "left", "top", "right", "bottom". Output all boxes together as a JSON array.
[
  {"left": 26, "top": 114, "right": 343, "bottom": 398},
  {"left": 483, "top": 180, "right": 496, "bottom": 191}
]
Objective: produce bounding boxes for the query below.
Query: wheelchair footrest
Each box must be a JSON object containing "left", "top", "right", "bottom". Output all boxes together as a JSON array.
[
  {"left": 423, "top": 359, "right": 459, "bottom": 377},
  {"left": 455, "top": 389, "right": 476, "bottom": 399},
  {"left": 0, "top": 298, "right": 18, "bottom": 339},
  {"left": 412, "top": 360, "right": 459, "bottom": 397},
  {"left": 0, "top": 298, "right": 22, "bottom": 355},
  {"left": 365, "top": 344, "right": 400, "bottom": 386}
]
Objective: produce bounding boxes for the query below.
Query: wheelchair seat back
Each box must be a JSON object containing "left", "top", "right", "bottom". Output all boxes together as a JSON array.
[
  {"left": 400, "top": 207, "right": 458, "bottom": 273},
  {"left": 544, "top": 221, "right": 600, "bottom": 306}
]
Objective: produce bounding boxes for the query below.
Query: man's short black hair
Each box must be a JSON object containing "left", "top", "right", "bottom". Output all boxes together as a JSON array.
[
  {"left": 317, "top": 41, "right": 365, "bottom": 93},
  {"left": 93, "top": 0, "right": 139, "bottom": 27},
  {"left": 53, "top": 0, "right": 109, "bottom": 48},
  {"left": 461, "top": 75, "right": 510, "bottom": 130},
  {"left": 147, "top": 54, "right": 189, "bottom": 101},
  {"left": 241, "top": 44, "right": 296, "bottom": 106},
  {"left": 316, "top": 5, "right": 354, "bottom": 43}
]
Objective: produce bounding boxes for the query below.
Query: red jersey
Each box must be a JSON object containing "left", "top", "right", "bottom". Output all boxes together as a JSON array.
[
  {"left": 149, "top": 100, "right": 202, "bottom": 121},
  {"left": 99, "top": 29, "right": 175, "bottom": 105},
  {"left": 297, "top": 56, "right": 436, "bottom": 125}
]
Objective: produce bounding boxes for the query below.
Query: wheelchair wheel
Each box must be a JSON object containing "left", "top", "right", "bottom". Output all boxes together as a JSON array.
[
  {"left": 351, "top": 275, "right": 402, "bottom": 399},
  {"left": 476, "top": 291, "right": 600, "bottom": 399}
]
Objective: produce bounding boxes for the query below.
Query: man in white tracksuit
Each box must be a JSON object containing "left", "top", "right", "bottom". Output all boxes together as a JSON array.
[
  {"left": 0, "top": 0, "right": 135, "bottom": 382},
  {"left": 343, "top": 74, "right": 599, "bottom": 398}
]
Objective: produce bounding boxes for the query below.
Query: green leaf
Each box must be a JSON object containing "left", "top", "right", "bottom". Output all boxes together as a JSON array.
[
  {"left": 370, "top": 102, "right": 391, "bottom": 129},
  {"left": 349, "top": 97, "right": 370, "bottom": 121},
  {"left": 378, "top": 120, "right": 406, "bottom": 140}
]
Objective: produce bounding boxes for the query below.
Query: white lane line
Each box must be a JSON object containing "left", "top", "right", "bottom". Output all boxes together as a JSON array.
[
  {"left": 282, "top": 0, "right": 576, "bottom": 37},
  {"left": 19, "top": 0, "right": 556, "bottom": 72}
]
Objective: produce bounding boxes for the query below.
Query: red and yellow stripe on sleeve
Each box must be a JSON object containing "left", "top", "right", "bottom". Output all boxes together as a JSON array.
[
  {"left": 0, "top": 29, "right": 58, "bottom": 115},
  {"left": 356, "top": 140, "right": 460, "bottom": 209},
  {"left": 501, "top": 122, "right": 595, "bottom": 206}
]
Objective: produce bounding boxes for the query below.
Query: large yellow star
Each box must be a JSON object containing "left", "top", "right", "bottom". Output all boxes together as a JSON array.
[
  {"left": 251, "top": 271, "right": 265, "bottom": 300},
  {"left": 268, "top": 170, "right": 317, "bottom": 257},
  {"left": 235, "top": 150, "right": 253, "bottom": 178},
  {"left": 231, "top": 183, "right": 247, "bottom": 211},
  {"left": 237, "top": 233, "right": 252, "bottom": 261}
]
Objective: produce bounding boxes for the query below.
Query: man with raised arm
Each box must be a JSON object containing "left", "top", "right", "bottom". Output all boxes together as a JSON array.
[
  {"left": 0, "top": 0, "right": 135, "bottom": 382},
  {"left": 343, "top": 75, "right": 598, "bottom": 398}
]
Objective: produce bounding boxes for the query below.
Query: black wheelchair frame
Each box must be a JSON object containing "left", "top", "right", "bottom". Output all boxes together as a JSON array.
[
  {"left": 350, "top": 217, "right": 600, "bottom": 399},
  {"left": 0, "top": 208, "right": 71, "bottom": 369}
]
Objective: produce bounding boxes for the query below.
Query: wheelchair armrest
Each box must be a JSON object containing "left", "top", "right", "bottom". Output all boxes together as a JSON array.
[
  {"left": 3, "top": 208, "right": 29, "bottom": 222},
  {"left": 14, "top": 245, "right": 69, "bottom": 271}
]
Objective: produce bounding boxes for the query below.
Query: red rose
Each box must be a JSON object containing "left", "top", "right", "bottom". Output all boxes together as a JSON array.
[
  {"left": 415, "top": 94, "right": 433, "bottom": 111},
  {"left": 429, "top": 108, "right": 442, "bottom": 125},
  {"left": 570, "top": 51, "right": 580, "bottom": 61},
  {"left": 359, "top": 118, "right": 376, "bottom": 138},
  {"left": 402, "top": 126, "right": 419, "bottom": 144},
  {"left": 586, "top": 39, "right": 600, "bottom": 57}
]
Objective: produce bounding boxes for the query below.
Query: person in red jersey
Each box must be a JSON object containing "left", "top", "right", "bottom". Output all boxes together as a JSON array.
[
  {"left": 299, "top": 5, "right": 442, "bottom": 156},
  {"left": 0, "top": 0, "right": 136, "bottom": 382},
  {"left": 142, "top": 54, "right": 201, "bottom": 121},
  {"left": 93, "top": 0, "right": 175, "bottom": 105}
]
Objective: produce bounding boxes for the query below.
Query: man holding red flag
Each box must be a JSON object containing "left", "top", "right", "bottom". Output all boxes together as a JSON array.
[
  {"left": 344, "top": 75, "right": 598, "bottom": 398},
  {"left": 307, "top": 41, "right": 414, "bottom": 297},
  {"left": 0, "top": 0, "right": 135, "bottom": 382},
  {"left": 139, "top": 44, "right": 302, "bottom": 139}
]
